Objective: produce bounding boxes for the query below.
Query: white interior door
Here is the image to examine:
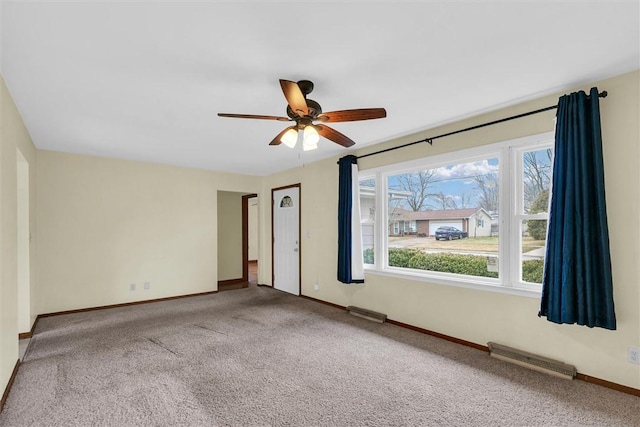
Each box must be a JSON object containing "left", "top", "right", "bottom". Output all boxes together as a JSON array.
[{"left": 273, "top": 186, "right": 300, "bottom": 295}]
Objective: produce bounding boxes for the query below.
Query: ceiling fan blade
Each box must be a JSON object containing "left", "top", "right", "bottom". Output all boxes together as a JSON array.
[
  {"left": 316, "top": 108, "right": 387, "bottom": 123},
  {"left": 269, "top": 126, "right": 297, "bottom": 146},
  {"left": 218, "top": 113, "right": 291, "bottom": 122},
  {"left": 279, "top": 79, "right": 308, "bottom": 116},
  {"left": 316, "top": 125, "right": 355, "bottom": 147}
]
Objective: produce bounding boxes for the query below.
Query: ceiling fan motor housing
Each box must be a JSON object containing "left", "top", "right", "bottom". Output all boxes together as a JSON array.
[
  {"left": 297, "top": 80, "right": 314, "bottom": 95},
  {"left": 287, "top": 99, "right": 322, "bottom": 120}
]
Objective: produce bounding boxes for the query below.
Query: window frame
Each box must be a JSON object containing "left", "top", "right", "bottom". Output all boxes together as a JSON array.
[
  {"left": 358, "top": 182, "right": 377, "bottom": 266},
  {"left": 359, "top": 132, "right": 554, "bottom": 298}
]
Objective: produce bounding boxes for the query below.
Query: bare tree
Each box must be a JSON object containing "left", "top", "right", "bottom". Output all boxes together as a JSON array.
[
  {"left": 429, "top": 191, "right": 471, "bottom": 210},
  {"left": 394, "top": 170, "right": 437, "bottom": 211},
  {"left": 429, "top": 192, "right": 450, "bottom": 210},
  {"left": 445, "top": 192, "right": 473, "bottom": 210},
  {"left": 523, "top": 149, "right": 552, "bottom": 212},
  {"left": 473, "top": 173, "right": 499, "bottom": 212},
  {"left": 359, "top": 178, "right": 375, "bottom": 188}
]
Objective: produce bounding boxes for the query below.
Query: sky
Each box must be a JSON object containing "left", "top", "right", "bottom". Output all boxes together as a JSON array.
[
  {"left": 384, "top": 148, "right": 552, "bottom": 212},
  {"left": 387, "top": 157, "right": 500, "bottom": 211}
]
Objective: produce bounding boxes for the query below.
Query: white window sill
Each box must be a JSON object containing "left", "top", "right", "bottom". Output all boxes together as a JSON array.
[{"left": 363, "top": 266, "right": 542, "bottom": 299}]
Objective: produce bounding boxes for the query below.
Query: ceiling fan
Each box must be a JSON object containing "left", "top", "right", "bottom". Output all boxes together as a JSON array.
[{"left": 218, "top": 79, "right": 386, "bottom": 151}]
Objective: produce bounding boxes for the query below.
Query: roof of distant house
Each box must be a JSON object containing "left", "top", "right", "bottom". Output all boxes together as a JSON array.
[{"left": 391, "top": 207, "right": 490, "bottom": 221}]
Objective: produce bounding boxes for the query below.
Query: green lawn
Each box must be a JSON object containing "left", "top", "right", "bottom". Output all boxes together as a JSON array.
[
  {"left": 521, "top": 237, "right": 546, "bottom": 253},
  {"left": 389, "top": 236, "right": 545, "bottom": 254}
]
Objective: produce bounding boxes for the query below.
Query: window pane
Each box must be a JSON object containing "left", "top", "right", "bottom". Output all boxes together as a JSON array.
[
  {"left": 359, "top": 178, "right": 376, "bottom": 265},
  {"left": 522, "top": 148, "right": 552, "bottom": 213},
  {"left": 522, "top": 219, "right": 546, "bottom": 284},
  {"left": 521, "top": 147, "right": 552, "bottom": 285},
  {"left": 386, "top": 158, "right": 500, "bottom": 279}
]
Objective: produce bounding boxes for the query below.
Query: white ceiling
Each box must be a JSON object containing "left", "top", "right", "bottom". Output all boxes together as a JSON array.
[{"left": 1, "top": 1, "right": 639, "bottom": 176}]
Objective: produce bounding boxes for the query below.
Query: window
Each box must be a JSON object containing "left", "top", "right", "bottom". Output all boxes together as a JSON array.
[
  {"left": 280, "top": 196, "right": 293, "bottom": 208},
  {"left": 403, "top": 221, "right": 416, "bottom": 233},
  {"left": 360, "top": 132, "right": 554, "bottom": 295}
]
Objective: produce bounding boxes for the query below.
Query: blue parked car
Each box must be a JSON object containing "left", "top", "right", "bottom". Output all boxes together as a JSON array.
[{"left": 434, "top": 226, "right": 468, "bottom": 240}]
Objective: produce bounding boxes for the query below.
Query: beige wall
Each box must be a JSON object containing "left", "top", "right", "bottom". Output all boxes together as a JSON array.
[
  {"left": 0, "top": 75, "right": 37, "bottom": 397},
  {"left": 262, "top": 70, "right": 640, "bottom": 389},
  {"left": 217, "top": 191, "right": 243, "bottom": 281},
  {"left": 36, "top": 151, "right": 260, "bottom": 313}
]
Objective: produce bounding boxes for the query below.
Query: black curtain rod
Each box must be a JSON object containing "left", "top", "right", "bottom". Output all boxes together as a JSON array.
[{"left": 346, "top": 90, "right": 608, "bottom": 163}]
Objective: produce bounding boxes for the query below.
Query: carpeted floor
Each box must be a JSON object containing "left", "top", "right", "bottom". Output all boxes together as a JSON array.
[{"left": 1, "top": 286, "right": 639, "bottom": 426}]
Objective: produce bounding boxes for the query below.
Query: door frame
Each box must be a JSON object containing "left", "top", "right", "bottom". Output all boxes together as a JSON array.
[
  {"left": 271, "top": 183, "right": 301, "bottom": 294},
  {"left": 242, "top": 193, "right": 258, "bottom": 282}
]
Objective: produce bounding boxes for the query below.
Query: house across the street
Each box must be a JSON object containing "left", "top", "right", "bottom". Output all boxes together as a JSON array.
[{"left": 389, "top": 207, "right": 493, "bottom": 238}]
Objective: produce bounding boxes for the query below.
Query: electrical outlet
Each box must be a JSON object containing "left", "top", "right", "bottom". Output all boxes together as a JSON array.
[
  {"left": 129, "top": 283, "right": 136, "bottom": 291},
  {"left": 314, "top": 282, "right": 319, "bottom": 291},
  {"left": 629, "top": 347, "right": 640, "bottom": 364},
  {"left": 144, "top": 282, "right": 150, "bottom": 290}
]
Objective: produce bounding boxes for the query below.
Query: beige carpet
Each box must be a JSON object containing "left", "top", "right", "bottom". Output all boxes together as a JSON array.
[{"left": 1, "top": 286, "right": 638, "bottom": 426}]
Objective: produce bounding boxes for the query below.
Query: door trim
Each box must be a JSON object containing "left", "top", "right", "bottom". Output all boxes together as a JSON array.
[
  {"left": 242, "top": 193, "right": 258, "bottom": 282},
  {"left": 271, "top": 183, "right": 301, "bottom": 294}
]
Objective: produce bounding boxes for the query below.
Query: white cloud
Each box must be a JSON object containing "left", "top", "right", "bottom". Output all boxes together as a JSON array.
[{"left": 430, "top": 159, "right": 498, "bottom": 183}]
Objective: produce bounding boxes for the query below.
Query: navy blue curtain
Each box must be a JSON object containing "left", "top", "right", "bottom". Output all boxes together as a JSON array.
[
  {"left": 539, "top": 87, "right": 616, "bottom": 330},
  {"left": 338, "top": 155, "right": 364, "bottom": 284}
]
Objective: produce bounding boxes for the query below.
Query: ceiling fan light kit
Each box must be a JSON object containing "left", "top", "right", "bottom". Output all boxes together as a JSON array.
[
  {"left": 218, "top": 79, "right": 387, "bottom": 150},
  {"left": 281, "top": 128, "right": 299, "bottom": 148},
  {"left": 302, "top": 125, "right": 319, "bottom": 151}
]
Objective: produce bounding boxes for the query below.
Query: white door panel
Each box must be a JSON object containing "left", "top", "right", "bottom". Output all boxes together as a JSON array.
[{"left": 273, "top": 187, "right": 300, "bottom": 295}]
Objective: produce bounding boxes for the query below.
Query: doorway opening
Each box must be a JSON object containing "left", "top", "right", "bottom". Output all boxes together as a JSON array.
[
  {"left": 243, "top": 194, "right": 258, "bottom": 286},
  {"left": 217, "top": 191, "right": 258, "bottom": 292},
  {"left": 17, "top": 149, "right": 32, "bottom": 353}
]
